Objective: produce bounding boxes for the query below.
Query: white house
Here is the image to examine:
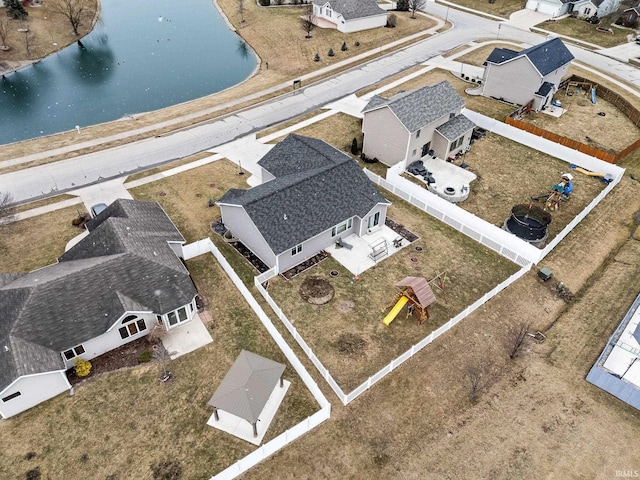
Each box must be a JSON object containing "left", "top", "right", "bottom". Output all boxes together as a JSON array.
[
  {"left": 481, "top": 37, "right": 574, "bottom": 111},
  {"left": 0, "top": 199, "right": 198, "bottom": 418},
  {"left": 361, "top": 80, "right": 476, "bottom": 167},
  {"left": 525, "top": 0, "right": 621, "bottom": 18},
  {"left": 312, "top": 0, "right": 387, "bottom": 33},
  {"left": 217, "top": 134, "right": 390, "bottom": 274}
]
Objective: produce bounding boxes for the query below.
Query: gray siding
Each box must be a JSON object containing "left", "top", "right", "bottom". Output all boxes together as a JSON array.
[
  {"left": 0, "top": 371, "right": 70, "bottom": 419},
  {"left": 482, "top": 57, "right": 541, "bottom": 106},
  {"left": 363, "top": 107, "right": 409, "bottom": 166},
  {"left": 220, "top": 204, "right": 277, "bottom": 268},
  {"left": 341, "top": 14, "right": 387, "bottom": 33},
  {"left": 277, "top": 226, "right": 342, "bottom": 273}
]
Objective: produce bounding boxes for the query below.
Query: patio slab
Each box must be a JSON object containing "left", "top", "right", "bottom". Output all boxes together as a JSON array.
[
  {"left": 325, "top": 225, "right": 412, "bottom": 276},
  {"left": 408, "top": 156, "right": 477, "bottom": 203},
  {"left": 207, "top": 380, "right": 291, "bottom": 446},
  {"left": 162, "top": 313, "right": 213, "bottom": 359}
]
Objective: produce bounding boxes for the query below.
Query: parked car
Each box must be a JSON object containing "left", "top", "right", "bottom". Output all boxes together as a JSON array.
[{"left": 90, "top": 203, "right": 107, "bottom": 218}]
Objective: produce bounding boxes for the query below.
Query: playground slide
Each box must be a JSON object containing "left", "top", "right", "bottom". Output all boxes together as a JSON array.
[
  {"left": 382, "top": 296, "right": 409, "bottom": 326},
  {"left": 572, "top": 166, "right": 605, "bottom": 178},
  {"left": 591, "top": 88, "right": 597, "bottom": 104}
]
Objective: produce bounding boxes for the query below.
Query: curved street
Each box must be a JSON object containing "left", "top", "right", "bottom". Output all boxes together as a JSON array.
[{"left": 1, "top": 1, "right": 639, "bottom": 203}]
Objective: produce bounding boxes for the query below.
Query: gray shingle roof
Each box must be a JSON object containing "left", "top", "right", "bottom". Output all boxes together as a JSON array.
[
  {"left": 312, "top": 0, "right": 386, "bottom": 19},
  {"left": 434, "top": 114, "right": 475, "bottom": 141},
  {"left": 208, "top": 350, "right": 285, "bottom": 424},
  {"left": 362, "top": 81, "right": 465, "bottom": 133},
  {"left": 485, "top": 38, "right": 574, "bottom": 77},
  {"left": 0, "top": 199, "right": 196, "bottom": 391},
  {"left": 218, "top": 134, "right": 389, "bottom": 255}
]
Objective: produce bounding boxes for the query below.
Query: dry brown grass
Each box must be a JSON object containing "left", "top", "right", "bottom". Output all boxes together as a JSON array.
[
  {"left": 0, "top": 253, "right": 318, "bottom": 479},
  {"left": 444, "top": 0, "right": 524, "bottom": 18},
  {"left": 0, "top": 205, "right": 85, "bottom": 271},
  {"left": 0, "top": 1, "right": 97, "bottom": 65},
  {"left": 460, "top": 132, "right": 606, "bottom": 239},
  {"left": 537, "top": 16, "right": 630, "bottom": 48},
  {"left": 124, "top": 152, "right": 215, "bottom": 183},
  {"left": 12, "top": 193, "right": 76, "bottom": 213},
  {"left": 267, "top": 194, "right": 518, "bottom": 391},
  {"left": 455, "top": 42, "right": 523, "bottom": 66}
]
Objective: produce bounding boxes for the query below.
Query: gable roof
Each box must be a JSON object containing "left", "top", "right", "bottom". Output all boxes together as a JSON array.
[
  {"left": 218, "top": 134, "right": 389, "bottom": 255},
  {"left": 0, "top": 199, "right": 196, "bottom": 391},
  {"left": 312, "top": 0, "right": 386, "bottom": 19},
  {"left": 208, "top": 350, "right": 285, "bottom": 424},
  {"left": 362, "top": 81, "right": 465, "bottom": 133},
  {"left": 484, "top": 38, "right": 574, "bottom": 77}
]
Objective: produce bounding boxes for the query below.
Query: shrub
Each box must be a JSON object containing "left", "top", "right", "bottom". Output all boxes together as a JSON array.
[
  {"left": 314, "top": 53, "right": 320, "bottom": 61},
  {"left": 74, "top": 358, "right": 92, "bottom": 377},
  {"left": 387, "top": 13, "right": 397, "bottom": 28},
  {"left": 328, "top": 48, "right": 334, "bottom": 57},
  {"left": 354, "top": 41, "right": 360, "bottom": 47},
  {"left": 258, "top": 0, "right": 270, "bottom": 5},
  {"left": 341, "top": 41, "right": 348, "bottom": 51},
  {"left": 139, "top": 350, "right": 152, "bottom": 363},
  {"left": 351, "top": 137, "right": 358, "bottom": 155}
]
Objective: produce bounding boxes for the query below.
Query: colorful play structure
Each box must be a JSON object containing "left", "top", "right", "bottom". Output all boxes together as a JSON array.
[
  {"left": 531, "top": 173, "right": 574, "bottom": 211},
  {"left": 570, "top": 165, "right": 613, "bottom": 184},
  {"left": 382, "top": 276, "right": 437, "bottom": 326}
]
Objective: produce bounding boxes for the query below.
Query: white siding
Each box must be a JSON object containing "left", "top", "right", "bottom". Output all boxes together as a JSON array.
[
  {"left": 363, "top": 107, "right": 410, "bottom": 166},
  {"left": 0, "top": 371, "right": 70, "bottom": 419},
  {"left": 340, "top": 14, "right": 387, "bottom": 33},
  {"left": 482, "top": 57, "right": 541, "bottom": 106},
  {"left": 219, "top": 204, "right": 277, "bottom": 268}
]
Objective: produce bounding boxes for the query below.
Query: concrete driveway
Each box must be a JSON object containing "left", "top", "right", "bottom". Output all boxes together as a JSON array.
[{"left": 506, "top": 9, "right": 552, "bottom": 30}]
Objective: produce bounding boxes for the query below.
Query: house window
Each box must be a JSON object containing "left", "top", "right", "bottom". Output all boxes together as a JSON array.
[
  {"left": 118, "top": 315, "right": 147, "bottom": 339},
  {"left": 167, "top": 306, "right": 189, "bottom": 327},
  {"left": 331, "top": 218, "right": 353, "bottom": 237},
  {"left": 63, "top": 344, "right": 86, "bottom": 361},
  {"left": 368, "top": 211, "right": 380, "bottom": 230},
  {"left": 584, "top": 7, "right": 591, "bottom": 15},
  {"left": 450, "top": 136, "right": 464, "bottom": 151},
  {"left": 416, "top": 129, "right": 421, "bottom": 138},
  {"left": 291, "top": 244, "right": 303, "bottom": 256},
  {"left": 1, "top": 391, "right": 21, "bottom": 402}
]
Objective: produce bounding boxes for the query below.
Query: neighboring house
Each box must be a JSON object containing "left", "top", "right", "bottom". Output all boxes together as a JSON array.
[
  {"left": 312, "top": 0, "right": 387, "bottom": 33},
  {"left": 361, "top": 80, "right": 476, "bottom": 167},
  {"left": 620, "top": 5, "right": 640, "bottom": 26},
  {"left": 525, "top": 0, "right": 621, "bottom": 17},
  {"left": 217, "top": 134, "right": 390, "bottom": 274},
  {"left": 481, "top": 37, "right": 574, "bottom": 111},
  {"left": 0, "top": 199, "right": 198, "bottom": 419}
]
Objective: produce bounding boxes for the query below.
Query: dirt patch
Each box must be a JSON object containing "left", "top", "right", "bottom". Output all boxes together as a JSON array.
[
  {"left": 299, "top": 277, "right": 335, "bottom": 305},
  {"left": 335, "top": 299, "right": 355, "bottom": 313},
  {"left": 335, "top": 333, "right": 367, "bottom": 355}
]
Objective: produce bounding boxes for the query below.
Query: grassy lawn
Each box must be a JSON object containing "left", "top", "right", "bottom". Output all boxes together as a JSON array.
[
  {"left": 455, "top": 42, "right": 523, "bottom": 67},
  {"left": 443, "top": 0, "right": 524, "bottom": 17},
  {"left": 459, "top": 132, "right": 606, "bottom": 239},
  {"left": 267, "top": 194, "right": 519, "bottom": 391},
  {"left": 12, "top": 193, "right": 78, "bottom": 212},
  {"left": 521, "top": 85, "right": 640, "bottom": 153},
  {"left": 537, "top": 16, "right": 630, "bottom": 48},
  {"left": 125, "top": 152, "right": 216, "bottom": 183},
  {"left": 129, "top": 160, "right": 248, "bottom": 243},
  {"left": 0, "top": 205, "right": 86, "bottom": 272},
  {"left": 0, "top": 253, "right": 318, "bottom": 480}
]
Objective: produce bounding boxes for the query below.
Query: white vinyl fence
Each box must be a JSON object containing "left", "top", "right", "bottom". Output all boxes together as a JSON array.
[
  {"left": 180, "top": 239, "right": 331, "bottom": 480},
  {"left": 255, "top": 262, "right": 532, "bottom": 405}
]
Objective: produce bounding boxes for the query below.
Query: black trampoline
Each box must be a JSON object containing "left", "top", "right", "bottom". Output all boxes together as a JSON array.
[{"left": 503, "top": 204, "right": 552, "bottom": 244}]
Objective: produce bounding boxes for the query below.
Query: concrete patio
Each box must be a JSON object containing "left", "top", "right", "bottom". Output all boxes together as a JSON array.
[
  {"left": 162, "top": 313, "right": 213, "bottom": 359},
  {"left": 408, "top": 156, "right": 477, "bottom": 203},
  {"left": 325, "top": 224, "right": 412, "bottom": 276},
  {"left": 207, "top": 380, "right": 291, "bottom": 446}
]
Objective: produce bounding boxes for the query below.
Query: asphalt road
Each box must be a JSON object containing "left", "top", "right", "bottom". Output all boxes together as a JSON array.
[{"left": 0, "top": 3, "right": 638, "bottom": 203}]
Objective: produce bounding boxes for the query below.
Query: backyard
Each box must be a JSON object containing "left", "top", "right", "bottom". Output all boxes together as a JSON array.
[
  {"left": 266, "top": 194, "right": 519, "bottom": 391},
  {"left": 0, "top": 214, "right": 318, "bottom": 480}
]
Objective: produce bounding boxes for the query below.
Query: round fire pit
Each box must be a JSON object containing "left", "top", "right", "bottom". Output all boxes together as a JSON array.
[
  {"left": 415, "top": 246, "right": 423, "bottom": 252},
  {"left": 444, "top": 187, "right": 456, "bottom": 196},
  {"left": 299, "top": 277, "right": 335, "bottom": 305},
  {"left": 330, "top": 270, "right": 340, "bottom": 278}
]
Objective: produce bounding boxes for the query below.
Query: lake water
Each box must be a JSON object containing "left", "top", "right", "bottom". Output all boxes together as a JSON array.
[{"left": 0, "top": 0, "right": 256, "bottom": 145}]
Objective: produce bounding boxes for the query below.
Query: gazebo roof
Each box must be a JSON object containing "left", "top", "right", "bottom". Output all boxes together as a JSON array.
[
  {"left": 395, "top": 277, "right": 436, "bottom": 308},
  {"left": 208, "top": 350, "right": 285, "bottom": 424}
]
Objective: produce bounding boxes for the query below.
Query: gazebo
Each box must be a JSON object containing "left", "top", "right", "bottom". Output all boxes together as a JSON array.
[
  {"left": 393, "top": 276, "right": 437, "bottom": 325},
  {"left": 208, "top": 350, "right": 286, "bottom": 440}
]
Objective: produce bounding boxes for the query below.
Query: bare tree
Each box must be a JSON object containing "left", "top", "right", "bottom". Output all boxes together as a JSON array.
[
  {"left": 20, "top": 22, "right": 32, "bottom": 57},
  {"left": 0, "top": 192, "right": 16, "bottom": 223},
  {"left": 0, "top": 17, "right": 10, "bottom": 50},
  {"left": 301, "top": 5, "right": 316, "bottom": 39},
  {"left": 508, "top": 323, "right": 530, "bottom": 359},
  {"left": 49, "top": 0, "right": 92, "bottom": 36},
  {"left": 465, "top": 361, "right": 490, "bottom": 404},
  {"left": 408, "top": 0, "right": 425, "bottom": 18}
]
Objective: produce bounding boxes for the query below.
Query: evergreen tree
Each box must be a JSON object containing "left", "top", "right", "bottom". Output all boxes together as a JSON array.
[
  {"left": 396, "top": 0, "right": 409, "bottom": 11},
  {"left": 5, "top": 0, "right": 28, "bottom": 20}
]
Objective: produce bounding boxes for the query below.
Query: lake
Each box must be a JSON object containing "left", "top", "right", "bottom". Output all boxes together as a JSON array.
[{"left": 0, "top": 0, "right": 256, "bottom": 145}]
